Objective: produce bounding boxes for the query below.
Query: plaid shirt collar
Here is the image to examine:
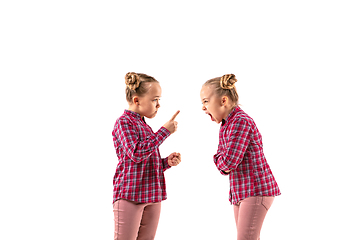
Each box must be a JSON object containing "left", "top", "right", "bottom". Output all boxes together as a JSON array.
[
  {"left": 124, "top": 109, "right": 146, "bottom": 123},
  {"left": 221, "top": 105, "right": 240, "bottom": 127}
]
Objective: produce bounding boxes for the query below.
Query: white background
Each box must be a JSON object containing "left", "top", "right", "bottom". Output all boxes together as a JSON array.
[{"left": 1, "top": 0, "right": 359, "bottom": 239}]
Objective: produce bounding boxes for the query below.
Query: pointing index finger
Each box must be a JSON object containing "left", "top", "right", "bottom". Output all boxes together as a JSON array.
[{"left": 170, "top": 110, "right": 180, "bottom": 121}]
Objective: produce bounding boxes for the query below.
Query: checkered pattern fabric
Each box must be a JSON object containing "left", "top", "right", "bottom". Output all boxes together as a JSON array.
[
  {"left": 214, "top": 106, "right": 281, "bottom": 204},
  {"left": 112, "top": 110, "right": 171, "bottom": 203}
]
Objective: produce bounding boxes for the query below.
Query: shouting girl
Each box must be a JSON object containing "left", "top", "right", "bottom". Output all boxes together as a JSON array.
[{"left": 200, "top": 74, "right": 280, "bottom": 240}]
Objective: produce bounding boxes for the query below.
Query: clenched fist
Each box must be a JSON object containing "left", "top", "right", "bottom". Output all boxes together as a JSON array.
[
  {"left": 168, "top": 152, "right": 181, "bottom": 167},
  {"left": 163, "top": 110, "right": 180, "bottom": 134}
]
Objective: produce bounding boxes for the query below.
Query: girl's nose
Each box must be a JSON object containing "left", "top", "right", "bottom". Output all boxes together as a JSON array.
[{"left": 202, "top": 105, "right": 206, "bottom": 111}]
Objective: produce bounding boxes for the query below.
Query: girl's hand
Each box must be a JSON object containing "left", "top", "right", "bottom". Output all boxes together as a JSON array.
[
  {"left": 168, "top": 152, "right": 181, "bottom": 167},
  {"left": 163, "top": 111, "right": 180, "bottom": 134}
]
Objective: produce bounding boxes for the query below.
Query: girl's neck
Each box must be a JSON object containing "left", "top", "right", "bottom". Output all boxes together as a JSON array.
[{"left": 223, "top": 105, "right": 237, "bottom": 120}]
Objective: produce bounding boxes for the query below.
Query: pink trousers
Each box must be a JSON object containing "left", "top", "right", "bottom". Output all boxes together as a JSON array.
[
  {"left": 113, "top": 199, "right": 161, "bottom": 240},
  {"left": 233, "top": 196, "right": 275, "bottom": 240}
]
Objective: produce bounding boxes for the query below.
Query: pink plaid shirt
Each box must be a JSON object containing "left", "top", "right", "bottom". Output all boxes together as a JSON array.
[
  {"left": 112, "top": 110, "right": 171, "bottom": 203},
  {"left": 214, "top": 106, "right": 281, "bottom": 204}
]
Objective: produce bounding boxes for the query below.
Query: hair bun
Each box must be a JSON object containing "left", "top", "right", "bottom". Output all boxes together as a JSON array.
[
  {"left": 125, "top": 72, "right": 141, "bottom": 91},
  {"left": 220, "top": 74, "right": 237, "bottom": 90}
]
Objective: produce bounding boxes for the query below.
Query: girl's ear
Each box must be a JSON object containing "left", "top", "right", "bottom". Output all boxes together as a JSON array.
[
  {"left": 133, "top": 96, "right": 140, "bottom": 106},
  {"left": 221, "top": 96, "right": 228, "bottom": 106}
]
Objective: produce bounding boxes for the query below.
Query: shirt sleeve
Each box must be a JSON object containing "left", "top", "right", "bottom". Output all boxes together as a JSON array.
[
  {"left": 162, "top": 157, "right": 171, "bottom": 171},
  {"left": 115, "top": 119, "right": 171, "bottom": 163},
  {"left": 214, "top": 118, "right": 251, "bottom": 175}
]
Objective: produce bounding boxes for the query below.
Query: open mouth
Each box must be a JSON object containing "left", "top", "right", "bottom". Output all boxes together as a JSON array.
[{"left": 207, "top": 113, "right": 215, "bottom": 122}]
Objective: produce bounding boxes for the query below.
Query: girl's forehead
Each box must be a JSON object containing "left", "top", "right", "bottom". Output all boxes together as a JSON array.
[
  {"left": 147, "top": 82, "right": 162, "bottom": 96},
  {"left": 200, "top": 85, "right": 214, "bottom": 98}
]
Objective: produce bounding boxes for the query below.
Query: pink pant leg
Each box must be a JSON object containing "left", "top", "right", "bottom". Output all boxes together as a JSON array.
[
  {"left": 233, "top": 196, "right": 274, "bottom": 240},
  {"left": 137, "top": 202, "right": 161, "bottom": 240},
  {"left": 113, "top": 199, "right": 161, "bottom": 240}
]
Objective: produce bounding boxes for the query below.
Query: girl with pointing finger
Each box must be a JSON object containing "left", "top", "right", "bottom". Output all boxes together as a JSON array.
[{"left": 112, "top": 72, "right": 181, "bottom": 240}]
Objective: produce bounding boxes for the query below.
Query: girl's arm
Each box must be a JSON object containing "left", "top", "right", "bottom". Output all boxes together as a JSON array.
[
  {"left": 214, "top": 118, "right": 251, "bottom": 175},
  {"left": 115, "top": 119, "right": 171, "bottom": 163}
]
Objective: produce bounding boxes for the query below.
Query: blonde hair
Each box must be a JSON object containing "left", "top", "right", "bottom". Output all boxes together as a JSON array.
[
  {"left": 203, "top": 74, "right": 239, "bottom": 105},
  {"left": 124, "top": 72, "right": 159, "bottom": 103}
]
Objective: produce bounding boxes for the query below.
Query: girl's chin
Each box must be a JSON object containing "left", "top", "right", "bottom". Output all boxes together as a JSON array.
[{"left": 146, "top": 111, "right": 157, "bottom": 119}]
